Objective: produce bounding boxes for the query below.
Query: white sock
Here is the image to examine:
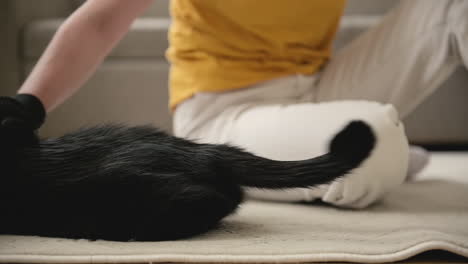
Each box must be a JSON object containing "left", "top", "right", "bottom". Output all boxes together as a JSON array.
[{"left": 406, "top": 145, "right": 430, "bottom": 181}]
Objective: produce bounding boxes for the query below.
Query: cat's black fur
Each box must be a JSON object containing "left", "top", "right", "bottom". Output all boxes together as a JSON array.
[{"left": 0, "top": 121, "right": 375, "bottom": 241}]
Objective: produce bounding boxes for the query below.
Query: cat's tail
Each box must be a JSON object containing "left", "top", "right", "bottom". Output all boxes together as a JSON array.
[{"left": 225, "top": 121, "right": 376, "bottom": 189}]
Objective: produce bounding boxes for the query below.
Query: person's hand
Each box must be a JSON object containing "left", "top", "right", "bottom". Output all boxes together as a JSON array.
[{"left": 0, "top": 94, "right": 46, "bottom": 148}]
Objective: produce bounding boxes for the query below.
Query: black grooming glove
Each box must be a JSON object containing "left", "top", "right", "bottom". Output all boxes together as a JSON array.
[{"left": 0, "top": 94, "right": 46, "bottom": 147}]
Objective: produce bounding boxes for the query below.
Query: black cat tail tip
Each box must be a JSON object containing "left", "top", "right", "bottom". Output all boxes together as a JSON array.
[{"left": 329, "top": 121, "right": 376, "bottom": 164}]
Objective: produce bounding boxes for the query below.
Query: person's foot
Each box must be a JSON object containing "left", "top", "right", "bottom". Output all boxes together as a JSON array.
[{"left": 406, "top": 145, "right": 430, "bottom": 181}]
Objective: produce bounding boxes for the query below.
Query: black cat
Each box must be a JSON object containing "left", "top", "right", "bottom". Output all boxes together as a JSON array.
[{"left": 0, "top": 120, "right": 375, "bottom": 241}]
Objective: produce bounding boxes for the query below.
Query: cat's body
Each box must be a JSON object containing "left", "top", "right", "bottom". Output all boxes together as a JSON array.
[{"left": 0, "top": 121, "right": 375, "bottom": 241}]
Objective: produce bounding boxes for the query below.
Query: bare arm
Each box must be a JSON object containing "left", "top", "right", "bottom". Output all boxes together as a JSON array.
[{"left": 18, "top": 0, "right": 154, "bottom": 112}]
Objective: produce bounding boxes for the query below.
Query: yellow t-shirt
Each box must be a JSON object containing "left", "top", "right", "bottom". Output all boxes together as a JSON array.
[{"left": 167, "top": 0, "right": 346, "bottom": 109}]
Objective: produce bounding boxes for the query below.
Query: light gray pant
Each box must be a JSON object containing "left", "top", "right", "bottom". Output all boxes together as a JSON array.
[{"left": 173, "top": 0, "right": 468, "bottom": 208}]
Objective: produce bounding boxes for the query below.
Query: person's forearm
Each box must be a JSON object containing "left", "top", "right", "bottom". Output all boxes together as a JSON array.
[
  {"left": 18, "top": 0, "right": 153, "bottom": 112},
  {"left": 18, "top": 17, "right": 115, "bottom": 112}
]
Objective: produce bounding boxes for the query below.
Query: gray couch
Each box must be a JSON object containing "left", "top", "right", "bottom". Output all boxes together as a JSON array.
[{"left": 2, "top": 0, "right": 467, "bottom": 145}]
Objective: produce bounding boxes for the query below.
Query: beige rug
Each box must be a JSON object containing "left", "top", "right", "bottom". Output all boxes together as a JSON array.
[{"left": 1, "top": 152, "right": 467, "bottom": 263}]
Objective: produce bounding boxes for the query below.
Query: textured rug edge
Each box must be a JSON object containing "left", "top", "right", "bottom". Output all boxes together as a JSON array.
[{"left": 0, "top": 240, "right": 467, "bottom": 264}]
